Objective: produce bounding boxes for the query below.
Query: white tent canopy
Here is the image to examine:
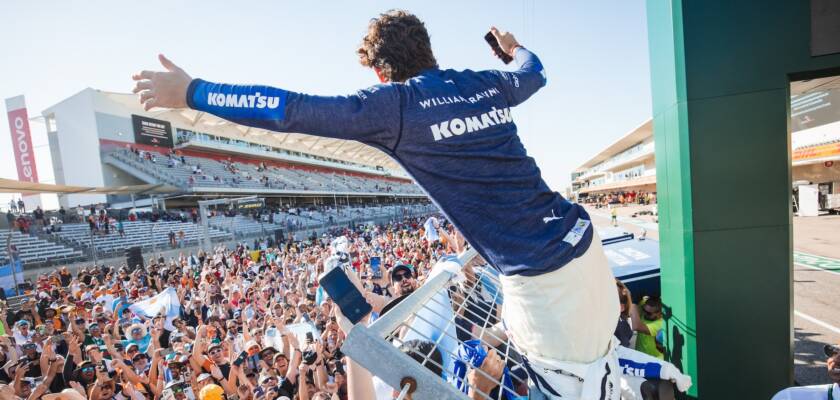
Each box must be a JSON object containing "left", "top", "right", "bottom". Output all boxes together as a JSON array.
[{"left": 0, "top": 178, "right": 179, "bottom": 195}]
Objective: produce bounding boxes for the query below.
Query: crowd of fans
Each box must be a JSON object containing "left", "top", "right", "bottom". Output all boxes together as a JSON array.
[
  {"left": 0, "top": 208, "right": 699, "bottom": 400},
  {"left": 0, "top": 215, "right": 472, "bottom": 400},
  {"left": 580, "top": 191, "right": 656, "bottom": 208}
]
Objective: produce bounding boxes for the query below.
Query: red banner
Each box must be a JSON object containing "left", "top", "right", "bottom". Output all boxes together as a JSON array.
[{"left": 5, "top": 96, "right": 39, "bottom": 183}]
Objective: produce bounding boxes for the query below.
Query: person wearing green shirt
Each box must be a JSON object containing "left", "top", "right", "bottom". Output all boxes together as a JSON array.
[
  {"left": 83, "top": 322, "right": 106, "bottom": 348},
  {"left": 627, "top": 291, "right": 666, "bottom": 360}
]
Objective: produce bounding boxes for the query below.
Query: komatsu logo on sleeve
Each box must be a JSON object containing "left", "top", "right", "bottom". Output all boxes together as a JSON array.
[
  {"left": 207, "top": 92, "right": 281, "bottom": 109},
  {"left": 430, "top": 107, "right": 512, "bottom": 141}
]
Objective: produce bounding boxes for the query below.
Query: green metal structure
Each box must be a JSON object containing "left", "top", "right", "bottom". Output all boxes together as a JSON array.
[{"left": 646, "top": 1, "right": 840, "bottom": 398}]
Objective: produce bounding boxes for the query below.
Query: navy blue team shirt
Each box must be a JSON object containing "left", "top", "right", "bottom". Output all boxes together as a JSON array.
[{"left": 186, "top": 47, "right": 593, "bottom": 277}]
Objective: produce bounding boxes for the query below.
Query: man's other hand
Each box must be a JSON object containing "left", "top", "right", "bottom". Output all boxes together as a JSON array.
[
  {"left": 132, "top": 54, "right": 192, "bottom": 111},
  {"left": 490, "top": 27, "right": 521, "bottom": 57}
]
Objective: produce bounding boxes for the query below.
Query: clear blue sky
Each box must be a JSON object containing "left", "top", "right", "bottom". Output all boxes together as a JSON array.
[{"left": 0, "top": 0, "right": 651, "bottom": 210}]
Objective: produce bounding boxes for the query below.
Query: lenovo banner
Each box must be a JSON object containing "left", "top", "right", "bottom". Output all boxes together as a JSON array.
[{"left": 5, "top": 96, "right": 39, "bottom": 183}]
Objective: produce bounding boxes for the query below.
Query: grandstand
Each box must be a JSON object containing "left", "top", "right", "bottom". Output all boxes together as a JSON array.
[
  {"left": 0, "top": 88, "right": 436, "bottom": 269},
  {"left": 51, "top": 219, "right": 231, "bottom": 257},
  {"left": 0, "top": 202, "right": 436, "bottom": 267},
  {"left": 208, "top": 204, "right": 437, "bottom": 236},
  {"left": 104, "top": 147, "right": 423, "bottom": 196},
  {"left": 40, "top": 88, "right": 426, "bottom": 210},
  {"left": 207, "top": 215, "right": 279, "bottom": 237},
  {"left": 1, "top": 230, "right": 84, "bottom": 265}
]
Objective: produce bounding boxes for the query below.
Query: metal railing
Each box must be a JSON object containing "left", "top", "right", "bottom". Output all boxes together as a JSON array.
[{"left": 342, "top": 253, "right": 524, "bottom": 400}]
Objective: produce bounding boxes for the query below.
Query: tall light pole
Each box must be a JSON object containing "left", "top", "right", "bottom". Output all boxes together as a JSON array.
[
  {"left": 332, "top": 176, "right": 339, "bottom": 217},
  {"left": 6, "top": 229, "right": 19, "bottom": 296},
  {"left": 90, "top": 229, "right": 98, "bottom": 267},
  {"left": 198, "top": 196, "right": 259, "bottom": 252}
]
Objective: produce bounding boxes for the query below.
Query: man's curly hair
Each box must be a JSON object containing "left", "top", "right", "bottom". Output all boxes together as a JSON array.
[{"left": 357, "top": 10, "right": 438, "bottom": 83}]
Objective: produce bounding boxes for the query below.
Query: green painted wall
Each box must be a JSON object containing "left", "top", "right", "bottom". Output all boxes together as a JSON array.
[{"left": 646, "top": 0, "right": 840, "bottom": 398}]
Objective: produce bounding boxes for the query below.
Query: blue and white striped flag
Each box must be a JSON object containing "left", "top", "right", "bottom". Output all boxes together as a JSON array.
[
  {"left": 128, "top": 288, "right": 181, "bottom": 330},
  {"left": 423, "top": 217, "right": 439, "bottom": 242}
]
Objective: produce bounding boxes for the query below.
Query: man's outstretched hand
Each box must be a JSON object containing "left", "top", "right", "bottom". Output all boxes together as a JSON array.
[{"left": 132, "top": 54, "right": 192, "bottom": 111}]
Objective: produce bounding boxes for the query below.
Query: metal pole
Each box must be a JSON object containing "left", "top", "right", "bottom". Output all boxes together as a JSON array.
[
  {"left": 199, "top": 202, "right": 211, "bottom": 252},
  {"left": 198, "top": 196, "right": 258, "bottom": 253},
  {"left": 260, "top": 211, "right": 265, "bottom": 237},
  {"left": 90, "top": 228, "right": 98, "bottom": 267},
  {"left": 6, "top": 228, "right": 19, "bottom": 296},
  {"left": 150, "top": 222, "right": 157, "bottom": 255}
]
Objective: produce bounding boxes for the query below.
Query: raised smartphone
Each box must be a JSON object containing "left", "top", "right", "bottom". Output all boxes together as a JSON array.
[
  {"left": 485, "top": 31, "right": 513, "bottom": 64},
  {"left": 318, "top": 267, "right": 372, "bottom": 324}
]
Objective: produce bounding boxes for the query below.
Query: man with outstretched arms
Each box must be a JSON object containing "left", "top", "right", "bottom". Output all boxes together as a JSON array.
[{"left": 132, "top": 10, "right": 620, "bottom": 399}]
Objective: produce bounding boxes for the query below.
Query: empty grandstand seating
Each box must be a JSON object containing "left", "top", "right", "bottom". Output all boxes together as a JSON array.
[
  {"left": 52, "top": 220, "right": 231, "bottom": 256},
  {"left": 105, "top": 149, "right": 424, "bottom": 195},
  {"left": 207, "top": 215, "right": 279, "bottom": 237},
  {"left": 0, "top": 204, "right": 434, "bottom": 265},
  {"left": 0, "top": 231, "right": 84, "bottom": 265},
  {"left": 208, "top": 204, "right": 436, "bottom": 236}
]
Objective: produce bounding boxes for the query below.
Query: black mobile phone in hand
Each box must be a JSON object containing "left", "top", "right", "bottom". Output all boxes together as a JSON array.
[
  {"left": 485, "top": 31, "right": 513, "bottom": 64},
  {"left": 233, "top": 351, "right": 248, "bottom": 367},
  {"left": 318, "top": 267, "right": 372, "bottom": 325}
]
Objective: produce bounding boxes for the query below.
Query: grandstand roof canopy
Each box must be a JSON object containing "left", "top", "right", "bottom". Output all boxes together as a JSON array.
[
  {"left": 0, "top": 178, "right": 179, "bottom": 195},
  {"left": 577, "top": 174, "right": 656, "bottom": 194},
  {"left": 574, "top": 119, "right": 653, "bottom": 172},
  {"left": 101, "top": 91, "right": 401, "bottom": 172}
]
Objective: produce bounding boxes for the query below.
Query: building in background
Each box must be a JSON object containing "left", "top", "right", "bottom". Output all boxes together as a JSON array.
[
  {"left": 790, "top": 76, "right": 840, "bottom": 212},
  {"left": 41, "top": 88, "right": 418, "bottom": 209},
  {"left": 571, "top": 77, "right": 840, "bottom": 212},
  {"left": 570, "top": 119, "right": 655, "bottom": 204}
]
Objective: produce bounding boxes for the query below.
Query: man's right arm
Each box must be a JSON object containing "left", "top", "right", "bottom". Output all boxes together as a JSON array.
[
  {"left": 486, "top": 47, "right": 547, "bottom": 107},
  {"left": 484, "top": 27, "right": 547, "bottom": 107},
  {"left": 132, "top": 54, "right": 401, "bottom": 150}
]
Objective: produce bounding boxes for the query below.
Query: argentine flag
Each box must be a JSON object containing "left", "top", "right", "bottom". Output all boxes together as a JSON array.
[
  {"left": 128, "top": 288, "right": 181, "bottom": 330},
  {"left": 423, "top": 217, "right": 439, "bottom": 242}
]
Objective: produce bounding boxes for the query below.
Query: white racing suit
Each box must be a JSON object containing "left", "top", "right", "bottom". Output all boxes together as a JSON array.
[
  {"left": 499, "top": 231, "right": 690, "bottom": 399},
  {"left": 520, "top": 342, "right": 692, "bottom": 400},
  {"left": 500, "top": 231, "right": 621, "bottom": 399}
]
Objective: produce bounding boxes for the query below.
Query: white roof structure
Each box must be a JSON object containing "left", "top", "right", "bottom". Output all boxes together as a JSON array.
[
  {"left": 573, "top": 119, "right": 653, "bottom": 173},
  {"left": 96, "top": 90, "right": 402, "bottom": 173}
]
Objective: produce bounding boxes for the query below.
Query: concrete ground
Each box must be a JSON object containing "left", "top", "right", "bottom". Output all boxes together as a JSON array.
[{"left": 584, "top": 204, "right": 840, "bottom": 386}]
